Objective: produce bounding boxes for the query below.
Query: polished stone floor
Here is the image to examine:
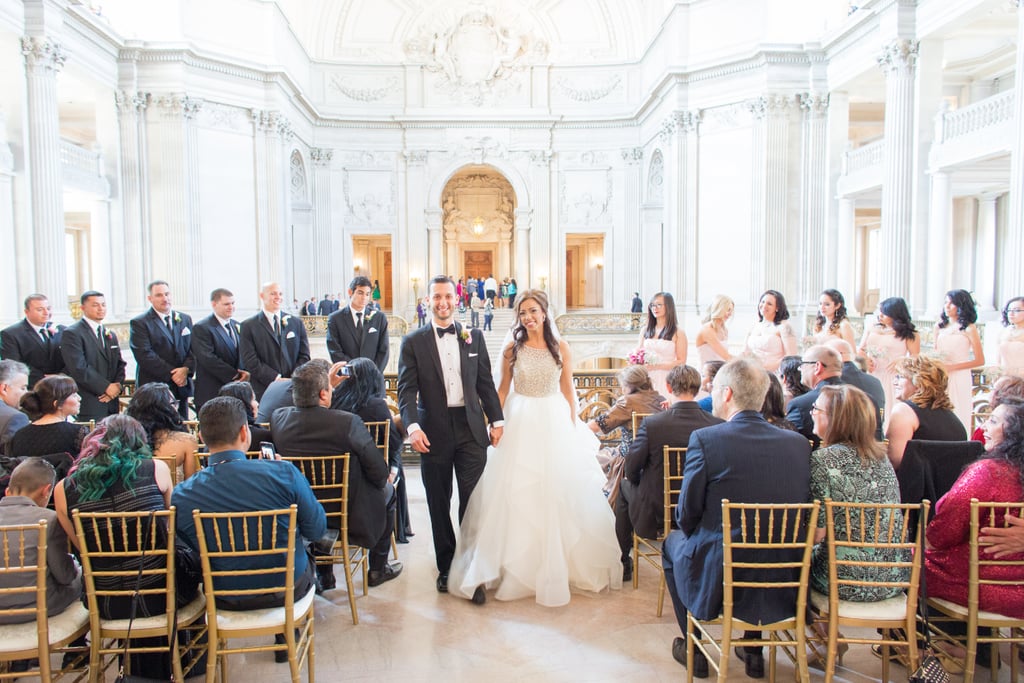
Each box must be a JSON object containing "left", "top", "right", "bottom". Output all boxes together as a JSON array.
[{"left": 201, "top": 465, "right": 1002, "bottom": 683}]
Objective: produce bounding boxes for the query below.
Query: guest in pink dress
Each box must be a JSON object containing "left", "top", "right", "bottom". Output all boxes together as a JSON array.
[
  {"left": 636, "top": 292, "right": 688, "bottom": 402},
  {"left": 811, "top": 289, "right": 856, "bottom": 348},
  {"left": 926, "top": 399, "right": 1024, "bottom": 620},
  {"left": 858, "top": 297, "right": 920, "bottom": 430},
  {"left": 999, "top": 297, "right": 1024, "bottom": 378},
  {"left": 695, "top": 295, "right": 733, "bottom": 365},
  {"left": 744, "top": 290, "right": 798, "bottom": 372},
  {"left": 935, "top": 289, "right": 985, "bottom": 432}
]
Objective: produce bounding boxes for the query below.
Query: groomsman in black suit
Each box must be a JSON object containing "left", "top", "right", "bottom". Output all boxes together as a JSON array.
[
  {"left": 60, "top": 291, "right": 126, "bottom": 422},
  {"left": 239, "top": 281, "right": 310, "bottom": 400},
  {"left": 317, "top": 294, "right": 333, "bottom": 316},
  {"left": 192, "top": 288, "right": 249, "bottom": 412},
  {"left": 0, "top": 294, "right": 65, "bottom": 388},
  {"left": 397, "top": 276, "right": 504, "bottom": 596},
  {"left": 326, "top": 276, "right": 389, "bottom": 373},
  {"left": 129, "top": 280, "right": 195, "bottom": 418}
]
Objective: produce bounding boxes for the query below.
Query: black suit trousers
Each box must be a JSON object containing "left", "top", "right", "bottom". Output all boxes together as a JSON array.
[{"left": 420, "top": 407, "right": 487, "bottom": 574}]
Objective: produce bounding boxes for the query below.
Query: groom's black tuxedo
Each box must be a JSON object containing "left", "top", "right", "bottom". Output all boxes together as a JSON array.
[{"left": 397, "top": 321, "right": 503, "bottom": 573}]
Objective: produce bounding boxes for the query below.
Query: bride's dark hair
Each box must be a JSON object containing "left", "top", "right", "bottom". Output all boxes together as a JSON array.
[{"left": 508, "top": 289, "right": 562, "bottom": 371}]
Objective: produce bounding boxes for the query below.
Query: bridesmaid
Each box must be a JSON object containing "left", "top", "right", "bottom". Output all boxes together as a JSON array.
[
  {"left": 744, "top": 289, "right": 798, "bottom": 372},
  {"left": 637, "top": 292, "right": 687, "bottom": 401},
  {"left": 999, "top": 297, "right": 1024, "bottom": 377},
  {"left": 812, "top": 289, "right": 856, "bottom": 347},
  {"left": 858, "top": 296, "right": 920, "bottom": 429},
  {"left": 934, "top": 289, "right": 984, "bottom": 431},
  {"left": 695, "top": 295, "right": 734, "bottom": 364}
]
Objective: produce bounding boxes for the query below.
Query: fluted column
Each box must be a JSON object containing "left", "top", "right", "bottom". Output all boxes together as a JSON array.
[
  {"left": 974, "top": 193, "right": 999, "bottom": 313},
  {"left": 877, "top": 39, "right": 919, "bottom": 300},
  {"left": 425, "top": 209, "right": 443, "bottom": 278},
  {"left": 798, "top": 93, "right": 829, "bottom": 307},
  {"left": 748, "top": 95, "right": 795, "bottom": 298},
  {"left": 1006, "top": 2, "right": 1024, "bottom": 296},
  {"left": 925, "top": 171, "right": 951, "bottom": 315},
  {"left": 665, "top": 112, "right": 700, "bottom": 312},
  {"left": 835, "top": 198, "right": 857, "bottom": 311},
  {"left": 528, "top": 151, "right": 553, "bottom": 293},
  {"left": 514, "top": 207, "right": 532, "bottom": 288},
  {"left": 0, "top": 112, "right": 16, "bottom": 322},
  {"left": 309, "top": 147, "right": 334, "bottom": 295},
  {"left": 621, "top": 146, "right": 643, "bottom": 309},
  {"left": 251, "top": 110, "right": 291, "bottom": 285},
  {"left": 115, "top": 89, "right": 150, "bottom": 314},
  {"left": 22, "top": 35, "right": 68, "bottom": 317}
]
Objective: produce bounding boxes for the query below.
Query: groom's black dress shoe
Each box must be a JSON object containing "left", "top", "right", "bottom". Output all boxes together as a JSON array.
[
  {"left": 471, "top": 586, "right": 486, "bottom": 605},
  {"left": 436, "top": 573, "right": 449, "bottom": 593}
]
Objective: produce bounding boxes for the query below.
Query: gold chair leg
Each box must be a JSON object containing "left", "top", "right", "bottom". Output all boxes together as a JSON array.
[
  {"left": 631, "top": 533, "right": 640, "bottom": 590},
  {"left": 657, "top": 571, "right": 666, "bottom": 618},
  {"left": 342, "top": 553, "right": 360, "bottom": 625}
]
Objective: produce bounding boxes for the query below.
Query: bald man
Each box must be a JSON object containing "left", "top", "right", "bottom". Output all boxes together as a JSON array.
[
  {"left": 826, "top": 338, "right": 885, "bottom": 440},
  {"left": 785, "top": 345, "right": 844, "bottom": 448},
  {"left": 238, "top": 282, "right": 310, "bottom": 400}
]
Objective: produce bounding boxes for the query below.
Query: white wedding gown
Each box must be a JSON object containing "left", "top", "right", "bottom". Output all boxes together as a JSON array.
[{"left": 448, "top": 345, "right": 623, "bottom": 607}]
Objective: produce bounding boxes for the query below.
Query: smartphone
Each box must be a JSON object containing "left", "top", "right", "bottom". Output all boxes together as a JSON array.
[
  {"left": 259, "top": 441, "right": 276, "bottom": 460},
  {"left": 337, "top": 366, "right": 351, "bottom": 377}
]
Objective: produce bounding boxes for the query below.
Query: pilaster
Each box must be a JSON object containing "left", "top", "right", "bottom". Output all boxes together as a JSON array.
[
  {"left": 514, "top": 207, "right": 532, "bottom": 289},
  {"left": 1006, "top": 2, "right": 1024, "bottom": 296},
  {"left": 310, "top": 147, "right": 334, "bottom": 295},
  {"left": 665, "top": 111, "right": 700, "bottom": 313},
  {"left": 115, "top": 89, "right": 150, "bottom": 315},
  {"left": 528, "top": 150, "right": 553, "bottom": 293},
  {"left": 798, "top": 93, "right": 829, "bottom": 308},
  {"left": 621, "top": 146, "right": 643, "bottom": 310},
  {"left": 925, "top": 171, "right": 951, "bottom": 316},
  {"left": 251, "top": 110, "right": 291, "bottom": 286},
  {"left": 974, "top": 193, "right": 999, "bottom": 313}
]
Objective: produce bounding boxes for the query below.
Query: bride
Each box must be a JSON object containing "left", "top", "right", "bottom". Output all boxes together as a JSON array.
[{"left": 448, "top": 289, "right": 622, "bottom": 607}]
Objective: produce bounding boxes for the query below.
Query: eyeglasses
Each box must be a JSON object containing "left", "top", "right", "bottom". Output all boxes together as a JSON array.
[
  {"left": 1008, "top": 309, "right": 1024, "bottom": 314},
  {"left": 650, "top": 303, "right": 664, "bottom": 309},
  {"left": 810, "top": 405, "right": 827, "bottom": 414},
  {"left": 800, "top": 360, "right": 817, "bottom": 366}
]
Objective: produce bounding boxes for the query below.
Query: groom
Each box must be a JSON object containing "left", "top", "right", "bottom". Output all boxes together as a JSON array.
[{"left": 397, "top": 275, "right": 504, "bottom": 595}]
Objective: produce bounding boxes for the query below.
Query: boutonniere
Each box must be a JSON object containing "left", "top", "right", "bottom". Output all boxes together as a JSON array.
[
  {"left": 106, "top": 330, "right": 117, "bottom": 343},
  {"left": 173, "top": 312, "right": 181, "bottom": 324},
  {"left": 364, "top": 310, "right": 375, "bottom": 321},
  {"left": 459, "top": 328, "right": 472, "bottom": 345},
  {"left": 281, "top": 315, "right": 291, "bottom": 326}
]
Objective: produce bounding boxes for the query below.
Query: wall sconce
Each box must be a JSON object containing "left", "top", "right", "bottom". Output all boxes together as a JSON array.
[
  {"left": 411, "top": 276, "right": 420, "bottom": 299},
  {"left": 353, "top": 260, "right": 362, "bottom": 273},
  {"left": 538, "top": 275, "right": 547, "bottom": 291},
  {"left": 472, "top": 216, "right": 485, "bottom": 236},
  {"left": 594, "top": 259, "right": 604, "bottom": 270}
]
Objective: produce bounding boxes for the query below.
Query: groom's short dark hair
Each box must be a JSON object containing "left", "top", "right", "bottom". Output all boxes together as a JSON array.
[{"left": 430, "top": 275, "right": 455, "bottom": 290}]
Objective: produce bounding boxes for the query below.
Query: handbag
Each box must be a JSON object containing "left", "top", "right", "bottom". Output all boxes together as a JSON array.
[{"left": 909, "top": 511, "right": 951, "bottom": 683}]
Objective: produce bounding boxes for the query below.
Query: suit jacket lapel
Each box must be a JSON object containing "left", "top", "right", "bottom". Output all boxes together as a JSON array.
[
  {"left": 422, "top": 325, "right": 445, "bottom": 388},
  {"left": 260, "top": 314, "right": 283, "bottom": 348},
  {"left": 150, "top": 309, "right": 175, "bottom": 345}
]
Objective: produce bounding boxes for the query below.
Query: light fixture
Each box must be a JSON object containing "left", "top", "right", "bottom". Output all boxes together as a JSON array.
[
  {"left": 472, "top": 216, "right": 485, "bottom": 236},
  {"left": 353, "top": 260, "right": 362, "bottom": 273},
  {"left": 594, "top": 259, "right": 604, "bottom": 270}
]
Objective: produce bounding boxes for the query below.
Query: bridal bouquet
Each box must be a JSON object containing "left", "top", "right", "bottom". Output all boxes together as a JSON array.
[{"left": 628, "top": 348, "right": 659, "bottom": 366}]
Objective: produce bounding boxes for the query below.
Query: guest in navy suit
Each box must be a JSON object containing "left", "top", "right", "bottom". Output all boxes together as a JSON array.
[
  {"left": 662, "top": 358, "right": 811, "bottom": 678},
  {"left": 326, "top": 276, "right": 390, "bottom": 374},
  {"left": 785, "top": 345, "right": 844, "bottom": 448},
  {"left": 1, "top": 294, "right": 66, "bottom": 389},
  {"left": 59, "top": 291, "right": 126, "bottom": 423},
  {"left": 129, "top": 281, "right": 195, "bottom": 419},
  {"left": 192, "top": 288, "right": 249, "bottom": 411},
  {"left": 239, "top": 282, "right": 310, "bottom": 400}
]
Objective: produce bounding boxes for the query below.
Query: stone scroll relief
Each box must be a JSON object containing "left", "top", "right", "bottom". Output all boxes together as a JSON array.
[
  {"left": 404, "top": 4, "right": 549, "bottom": 106},
  {"left": 559, "top": 170, "right": 613, "bottom": 227},
  {"left": 553, "top": 74, "right": 623, "bottom": 103},
  {"left": 328, "top": 74, "right": 401, "bottom": 103},
  {"left": 342, "top": 169, "right": 396, "bottom": 228}
]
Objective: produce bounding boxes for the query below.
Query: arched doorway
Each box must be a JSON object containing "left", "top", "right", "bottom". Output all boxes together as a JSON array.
[{"left": 440, "top": 165, "right": 516, "bottom": 282}]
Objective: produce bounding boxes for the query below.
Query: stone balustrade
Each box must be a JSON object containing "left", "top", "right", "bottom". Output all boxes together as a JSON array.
[
  {"left": 843, "top": 137, "right": 884, "bottom": 175},
  {"left": 939, "top": 90, "right": 1014, "bottom": 143}
]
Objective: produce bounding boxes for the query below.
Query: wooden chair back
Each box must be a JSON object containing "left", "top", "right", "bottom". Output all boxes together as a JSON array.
[
  {"left": 364, "top": 420, "right": 391, "bottom": 458},
  {"left": 153, "top": 454, "right": 180, "bottom": 486},
  {"left": 663, "top": 446, "right": 687, "bottom": 537}
]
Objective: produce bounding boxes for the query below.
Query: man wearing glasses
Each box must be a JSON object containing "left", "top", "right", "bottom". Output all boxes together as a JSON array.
[{"left": 786, "top": 345, "right": 844, "bottom": 448}]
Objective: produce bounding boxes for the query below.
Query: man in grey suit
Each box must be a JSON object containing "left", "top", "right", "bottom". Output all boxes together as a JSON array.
[
  {"left": 786, "top": 345, "right": 844, "bottom": 448},
  {"left": 662, "top": 359, "right": 811, "bottom": 678},
  {"left": 0, "top": 360, "right": 30, "bottom": 456},
  {"left": 326, "top": 276, "right": 389, "bottom": 373},
  {"left": 826, "top": 339, "right": 885, "bottom": 440},
  {"left": 59, "top": 291, "right": 126, "bottom": 423}
]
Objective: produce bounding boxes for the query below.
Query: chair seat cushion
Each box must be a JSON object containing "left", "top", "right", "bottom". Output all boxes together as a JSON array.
[
  {"left": 810, "top": 589, "right": 909, "bottom": 620},
  {"left": 0, "top": 601, "right": 90, "bottom": 652},
  {"left": 99, "top": 594, "right": 206, "bottom": 633},
  {"left": 930, "top": 597, "right": 1024, "bottom": 624},
  {"left": 215, "top": 587, "right": 315, "bottom": 632}
]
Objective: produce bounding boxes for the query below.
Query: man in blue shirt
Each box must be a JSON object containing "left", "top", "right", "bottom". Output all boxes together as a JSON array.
[{"left": 173, "top": 396, "right": 326, "bottom": 611}]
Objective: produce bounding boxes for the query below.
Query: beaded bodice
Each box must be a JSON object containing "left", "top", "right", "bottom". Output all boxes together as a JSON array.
[{"left": 512, "top": 345, "right": 561, "bottom": 397}]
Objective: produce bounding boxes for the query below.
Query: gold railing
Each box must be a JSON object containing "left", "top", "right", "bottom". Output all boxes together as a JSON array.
[
  {"left": 555, "top": 313, "right": 641, "bottom": 335},
  {"left": 300, "top": 314, "right": 409, "bottom": 336}
]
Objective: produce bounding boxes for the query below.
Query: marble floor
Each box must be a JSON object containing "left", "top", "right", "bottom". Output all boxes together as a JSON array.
[{"left": 201, "top": 465, "right": 1004, "bottom": 683}]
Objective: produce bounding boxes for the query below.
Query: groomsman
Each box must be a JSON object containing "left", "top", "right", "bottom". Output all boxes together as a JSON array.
[
  {"left": 239, "top": 282, "right": 310, "bottom": 400},
  {"left": 129, "top": 281, "right": 195, "bottom": 419},
  {"left": 192, "top": 288, "right": 249, "bottom": 411},
  {"left": 0, "top": 294, "right": 65, "bottom": 388},
  {"left": 326, "top": 276, "right": 389, "bottom": 373},
  {"left": 60, "top": 291, "right": 126, "bottom": 422},
  {"left": 317, "top": 294, "right": 333, "bottom": 316}
]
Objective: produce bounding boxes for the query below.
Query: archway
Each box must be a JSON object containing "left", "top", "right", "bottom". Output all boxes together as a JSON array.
[{"left": 440, "top": 165, "right": 517, "bottom": 285}]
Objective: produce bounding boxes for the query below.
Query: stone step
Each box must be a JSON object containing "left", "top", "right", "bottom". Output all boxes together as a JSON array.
[{"left": 453, "top": 305, "right": 516, "bottom": 367}]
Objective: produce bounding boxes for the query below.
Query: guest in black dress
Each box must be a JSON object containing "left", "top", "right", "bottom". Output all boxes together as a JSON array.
[
  {"left": 6, "top": 375, "right": 85, "bottom": 480},
  {"left": 886, "top": 355, "right": 967, "bottom": 470}
]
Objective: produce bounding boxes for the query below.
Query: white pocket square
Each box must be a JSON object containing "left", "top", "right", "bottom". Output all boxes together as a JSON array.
[
  {"left": 181, "top": 327, "right": 191, "bottom": 336},
  {"left": 368, "top": 327, "right": 378, "bottom": 334},
  {"left": 469, "top": 353, "right": 478, "bottom": 357},
  {"left": 286, "top": 331, "right": 296, "bottom": 339}
]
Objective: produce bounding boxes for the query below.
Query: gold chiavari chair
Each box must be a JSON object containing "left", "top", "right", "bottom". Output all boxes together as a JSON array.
[
  {"left": 632, "top": 445, "right": 686, "bottom": 617},
  {"left": 363, "top": 420, "right": 399, "bottom": 559}
]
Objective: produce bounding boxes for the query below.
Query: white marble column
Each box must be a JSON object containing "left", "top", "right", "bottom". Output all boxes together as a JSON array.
[
  {"left": 835, "top": 198, "right": 857, "bottom": 310},
  {"left": 1006, "top": 1, "right": 1024, "bottom": 297},
  {"left": 309, "top": 147, "right": 334, "bottom": 295},
  {"left": 925, "top": 171, "right": 952, "bottom": 314},
  {"left": 669, "top": 112, "right": 700, "bottom": 313},
  {"left": 974, "top": 193, "right": 999, "bottom": 312},
  {"left": 621, "top": 146, "right": 643, "bottom": 309},
  {"left": 115, "top": 90, "right": 150, "bottom": 314},
  {"left": 798, "top": 93, "right": 829, "bottom": 307},
  {"left": 425, "top": 209, "right": 444, "bottom": 278},
  {"left": 748, "top": 95, "right": 795, "bottom": 299},
  {"left": 877, "top": 39, "right": 919, "bottom": 300},
  {"left": 528, "top": 151, "right": 554, "bottom": 294},
  {"left": 251, "top": 110, "right": 290, "bottom": 285},
  {"left": 0, "top": 113, "right": 17, "bottom": 322},
  {"left": 21, "top": 35, "right": 69, "bottom": 318},
  {"left": 514, "top": 207, "right": 532, "bottom": 288},
  {"left": 826, "top": 91, "right": 852, "bottom": 310}
]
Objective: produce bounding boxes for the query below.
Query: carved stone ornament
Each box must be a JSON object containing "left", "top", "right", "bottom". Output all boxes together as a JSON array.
[
  {"left": 442, "top": 172, "right": 515, "bottom": 238},
  {"left": 151, "top": 94, "right": 202, "bottom": 120},
  {"left": 554, "top": 74, "right": 622, "bottom": 103},
  {"left": 647, "top": 150, "right": 664, "bottom": 203},
  {"left": 621, "top": 147, "right": 643, "bottom": 166},
  {"left": 529, "top": 150, "right": 552, "bottom": 166},
  {"left": 290, "top": 150, "right": 307, "bottom": 202},
  {"left": 746, "top": 94, "right": 795, "bottom": 120},
  {"left": 877, "top": 39, "right": 919, "bottom": 75},
  {"left": 21, "top": 36, "right": 67, "bottom": 71},
  {"left": 342, "top": 170, "right": 395, "bottom": 227},
  {"left": 559, "top": 171, "right": 613, "bottom": 226},
  {"left": 799, "top": 92, "right": 830, "bottom": 118},
  {"left": 251, "top": 109, "right": 291, "bottom": 137},
  {"left": 329, "top": 75, "right": 399, "bottom": 102},
  {"left": 310, "top": 148, "right": 334, "bottom": 167},
  {"left": 115, "top": 90, "right": 149, "bottom": 114},
  {"left": 404, "top": 4, "right": 549, "bottom": 106},
  {"left": 404, "top": 150, "right": 429, "bottom": 166},
  {"left": 455, "top": 136, "right": 506, "bottom": 164}
]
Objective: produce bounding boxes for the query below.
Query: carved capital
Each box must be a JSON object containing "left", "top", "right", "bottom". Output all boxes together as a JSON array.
[
  {"left": 877, "top": 39, "right": 919, "bottom": 75},
  {"left": 404, "top": 150, "right": 428, "bottom": 166},
  {"left": 747, "top": 94, "right": 795, "bottom": 120},
  {"left": 310, "top": 147, "right": 334, "bottom": 167},
  {"left": 799, "top": 92, "right": 830, "bottom": 118},
  {"left": 673, "top": 110, "right": 701, "bottom": 134},
  {"left": 529, "top": 150, "right": 552, "bottom": 166},
  {"left": 251, "top": 109, "right": 291, "bottom": 137},
  {"left": 21, "top": 36, "right": 67, "bottom": 72},
  {"left": 115, "top": 90, "right": 149, "bottom": 114},
  {"left": 620, "top": 147, "right": 644, "bottom": 165},
  {"left": 152, "top": 94, "right": 202, "bottom": 119}
]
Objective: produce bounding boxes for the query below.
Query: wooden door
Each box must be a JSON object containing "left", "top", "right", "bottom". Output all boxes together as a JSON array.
[
  {"left": 464, "top": 251, "right": 492, "bottom": 280},
  {"left": 383, "top": 250, "right": 392, "bottom": 310}
]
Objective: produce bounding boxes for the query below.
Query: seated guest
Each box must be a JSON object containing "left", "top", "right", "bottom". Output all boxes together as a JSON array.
[
  {"left": 825, "top": 339, "right": 885, "bottom": 441},
  {"left": 761, "top": 373, "right": 796, "bottom": 431},
  {"left": 127, "top": 382, "right": 199, "bottom": 480},
  {"left": 786, "top": 345, "right": 844, "bottom": 448},
  {"left": 218, "top": 380, "right": 273, "bottom": 446},
  {"left": 173, "top": 397, "right": 325, "bottom": 661},
  {"left": 886, "top": 356, "right": 967, "bottom": 470},
  {"left": 697, "top": 360, "right": 725, "bottom": 413},
  {"left": 0, "top": 360, "right": 30, "bottom": 456},
  {"left": 53, "top": 414, "right": 196, "bottom": 619},
  {"left": 0, "top": 458, "right": 81, "bottom": 624},
  {"left": 271, "top": 360, "right": 401, "bottom": 590},
  {"left": 332, "top": 358, "right": 411, "bottom": 543},
  {"left": 971, "top": 375, "right": 1024, "bottom": 444},
  {"left": 620, "top": 365, "right": 722, "bottom": 580},
  {"left": 778, "top": 355, "right": 810, "bottom": 407},
  {"left": 806, "top": 385, "right": 907, "bottom": 666},
  {"left": 255, "top": 377, "right": 294, "bottom": 423},
  {"left": 663, "top": 359, "right": 811, "bottom": 678},
  {"left": 8, "top": 375, "right": 86, "bottom": 480}
]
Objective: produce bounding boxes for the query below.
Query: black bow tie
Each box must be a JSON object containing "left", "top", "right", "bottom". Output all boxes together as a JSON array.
[{"left": 437, "top": 325, "right": 457, "bottom": 338}]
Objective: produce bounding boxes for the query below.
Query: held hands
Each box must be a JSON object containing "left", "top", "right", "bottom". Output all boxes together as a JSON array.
[
  {"left": 489, "top": 425, "right": 503, "bottom": 446},
  {"left": 980, "top": 514, "right": 1024, "bottom": 558}
]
